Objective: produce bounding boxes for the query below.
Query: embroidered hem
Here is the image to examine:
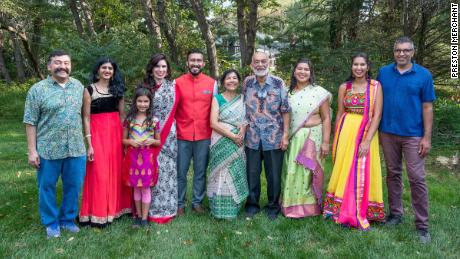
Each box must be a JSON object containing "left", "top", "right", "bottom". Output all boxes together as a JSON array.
[
  {"left": 323, "top": 192, "right": 385, "bottom": 222},
  {"left": 79, "top": 208, "right": 132, "bottom": 224}
]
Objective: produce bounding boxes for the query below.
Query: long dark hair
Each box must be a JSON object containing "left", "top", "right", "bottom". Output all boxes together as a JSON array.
[
  {"left": 289, "top": 58, "right": 316, "bottom": 94},
  {"left": 126, "top": 87, "right": 155, "bottom": 127},
  {"left": 220, "top": 69, "right": 241, "bottom": 88},
  {"left": 89, "top": 57, "right": 126, "bottom": 98},
  {"left": 346, "top": 52, "right": 372, "bottom": 82},
  {"left": 143, "top": 53, "right": 171, "bottom": 90}
]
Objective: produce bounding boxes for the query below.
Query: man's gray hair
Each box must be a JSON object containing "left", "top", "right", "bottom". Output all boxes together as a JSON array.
[{"left": 394, "top": 36, "right": 415, "bottom": 50}]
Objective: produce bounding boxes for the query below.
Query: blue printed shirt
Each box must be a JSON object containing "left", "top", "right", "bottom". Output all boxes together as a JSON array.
[
  {"left": 23, "top": 77, "right": 86, "bottom": 160},
  {"left": 377, "top": 63, "right": 436, "bottom": 137},
  {"left": 243, "top": 74, "right": 291, "bottom": 151}
]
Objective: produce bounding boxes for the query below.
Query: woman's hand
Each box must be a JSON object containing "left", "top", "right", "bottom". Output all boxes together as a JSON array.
[
  {"left": 231, "top": 133, "right": 243, "bottom": 147},
  {"left": 87, "top": 146, "right": 94, "bottom": 161},
  {"left": 320, "top": 142, "right": 329, "bottom": 159},
  {"left": 358, "top": 140, "right": 370, "bottom": 158}
]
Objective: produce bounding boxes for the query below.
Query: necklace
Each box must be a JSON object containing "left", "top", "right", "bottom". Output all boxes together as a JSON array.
[{"left": 93, "top": 83, "right": 110, "bottom": 95}]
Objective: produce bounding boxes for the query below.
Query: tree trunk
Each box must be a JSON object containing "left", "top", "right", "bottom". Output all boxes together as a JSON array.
[
  {"left": 245, "top": 0, "right": 258, "bottom": 67},
  {"left": 156, "top": 0, "right": 179, "bottom": 65},
  {"left": 236, "top": 0, "right": 259, "bottom": 67},
  {"left": 80, "top": 0, "right": 97, "bottom": 38},
  {"left": 10, "top": 31, "right": 26, "bottom": 82},
  {"left": 189, "top": 0, "right": 219, "bottom": 78},
  {"left": 141, "top": 0, "right": 162, "bottom": 50},
  {"left": 0, "top": 32, "right": 12, "bottom": 83},
  {"left": 415, "top": 2, "right": 431, "bottom": 65},
  {"left": 236, "top": 0, "right": 248, "bottom": 66},
  {"left": 69, "top": 0, "right": 85, "bottom": 37},
  {"left": 329, "top": 1, "right": 343, "bottom": 49}
]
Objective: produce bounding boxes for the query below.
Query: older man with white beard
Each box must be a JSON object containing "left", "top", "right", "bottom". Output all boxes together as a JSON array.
[{"left": 242, "top": 51, "right": 290, "bottom": 220}]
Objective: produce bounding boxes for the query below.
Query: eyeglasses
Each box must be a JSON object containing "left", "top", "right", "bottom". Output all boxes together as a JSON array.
[{"left": 393, "top": 49, "right": 414, "bottom": 54}]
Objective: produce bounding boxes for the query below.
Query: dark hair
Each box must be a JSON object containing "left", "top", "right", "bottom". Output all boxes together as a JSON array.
[
  {"left": 89, "top": 57, "right": 126, "bottom": 98},
  {"left": 143, "top": 53, "right": 171, "bottom": 89},
  {"left": 48, "top": 50, "right": 70, "bottom": 64},
  {"left": 289, "top": 58, "right": 316, "bottom": 94},
  {"left": 220, "top": 69, "right": 241, "bottom": 87},
  {"left": 346, "top": 52, "right": 372, "bottom": 82},
  {"left": 126, "top": 87, "right": 155, "bottom": 127},
  {"left": 187, "top": 49, "right": 205, "bottom": 60},
  {"left": 394, "top": 36, "right": 415, "bottom": 49}
]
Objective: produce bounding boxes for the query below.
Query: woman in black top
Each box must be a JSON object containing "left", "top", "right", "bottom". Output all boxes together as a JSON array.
[{"left": 79, "top": 57, "right": 132, "bottom": 227}]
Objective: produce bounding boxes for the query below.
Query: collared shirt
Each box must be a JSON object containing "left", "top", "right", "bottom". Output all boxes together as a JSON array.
[
  {"left": 175, "top": 73, "right": 218, "bottom": 141},
  {"left": 243, "top": 74, "right": 291, "bottom": 151},
  {"left": 23, "top": 77, "right": 86, "bottom": 160},
  {"left": 377, "top": 62, "right": 436, "bottom": 137}
]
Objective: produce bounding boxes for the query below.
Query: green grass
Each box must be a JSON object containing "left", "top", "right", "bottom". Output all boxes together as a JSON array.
[{"left": 0, "top": 85, "right": 459, "bottom": 258}]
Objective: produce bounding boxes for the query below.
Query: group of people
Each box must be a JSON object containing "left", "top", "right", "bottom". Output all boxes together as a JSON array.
[{"left": 24, "top": 36, "right": 435, "bottom": 244}]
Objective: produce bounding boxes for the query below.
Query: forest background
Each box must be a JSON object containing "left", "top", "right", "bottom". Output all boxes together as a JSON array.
[{"left": 0, "top": 0, "right": 459, "bottom": 258}]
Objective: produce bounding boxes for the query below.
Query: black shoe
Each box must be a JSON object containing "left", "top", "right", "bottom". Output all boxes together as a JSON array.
[
  {"left": 385, "top": 214, "right": 403, "bottom": 226},
  {"left": 140, "top": 219, "right": 149, "bottom": 227},
  {"left": 267, "top": 214, "right": 278, "bottom": 221},
  {"left": 417, "top": 229, "right": 431, "bottom": 244},
  {"left": 132, "top": 218, "right": 142, "bottom": 228}
]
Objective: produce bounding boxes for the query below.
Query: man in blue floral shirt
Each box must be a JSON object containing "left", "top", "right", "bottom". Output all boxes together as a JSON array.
[
  {"left": 243, "top": 51, "right": 290, "bottom": 220},
  {"left": 23, "top": 50, "right": 86, "bottom": 238}
]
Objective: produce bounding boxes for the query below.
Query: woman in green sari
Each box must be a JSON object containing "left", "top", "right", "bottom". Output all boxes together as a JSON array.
[
  {"left": 208, "top": 69, "right": 249, "bottom": 219},
  {"left": 281, "top": 58, "right": 332, "bottom": 218}
]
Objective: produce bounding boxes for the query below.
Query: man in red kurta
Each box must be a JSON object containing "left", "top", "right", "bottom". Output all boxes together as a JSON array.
[{"left": 175, "top": 49, "right": 217, "bottom": 215}]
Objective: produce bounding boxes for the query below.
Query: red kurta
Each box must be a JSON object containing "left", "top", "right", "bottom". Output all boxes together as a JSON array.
[{"left": 175, "top": 73, "right": 216, "bottom": 141}]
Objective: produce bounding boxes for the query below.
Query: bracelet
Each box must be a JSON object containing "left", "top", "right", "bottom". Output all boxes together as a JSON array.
[{"left": 85, "top": 134, "right": 92, "bottom": 138}]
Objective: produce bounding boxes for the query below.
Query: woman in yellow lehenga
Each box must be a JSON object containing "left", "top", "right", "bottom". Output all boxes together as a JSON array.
[{"left": 323, "top": 52, "right": 385, "bottom": 229}]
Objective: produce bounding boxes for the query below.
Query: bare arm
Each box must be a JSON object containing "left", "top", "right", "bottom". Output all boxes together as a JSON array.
[
  {"left": 82, "top": 89, "right": 94, "bottom": 161},
  {"left": 118, "top": 97, "right": 126, "bottom": 122},
  {"left": 358, "top": 85, "right": 383, "bottom": 157},
  {"left": 334, "top": 83, "right": 347, "bottom": 130},
  {"left": 26, "top": 124, "right": 40, "bottom": 168},
  {"left": 419, "top": 102, "right": 433, "bottom": 157},
  {"left": 210, "top": 97, "right": 242, "bottom": 146},
  {"left": 319, "top": 100, "right": 332, "bottom": 158},
  {"left": 122, "top": 126, "right": 139, "bottom": 148}
]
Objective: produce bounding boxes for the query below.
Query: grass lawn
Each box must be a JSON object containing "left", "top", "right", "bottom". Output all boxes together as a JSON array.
[{"left": 0, "top": 84, "right": 459, "bottom": 258}]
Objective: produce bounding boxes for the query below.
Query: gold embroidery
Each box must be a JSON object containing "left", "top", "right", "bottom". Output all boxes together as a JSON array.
[
  {"left": 141, "top": 169, "right": 145, "bottom": 175},
  {"left": 135, "top": 169, "right": 139, "bottom": 175}
]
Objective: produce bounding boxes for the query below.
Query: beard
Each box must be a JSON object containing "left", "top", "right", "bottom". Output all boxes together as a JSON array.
[
  {"left": 188, "top": 65, "right": 202, "bottom": 76},
  {"left": 252, "top": 67, "right": 269, "bottom": 77}
]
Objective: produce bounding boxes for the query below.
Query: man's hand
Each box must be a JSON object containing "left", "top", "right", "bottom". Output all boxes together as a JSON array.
[
  {"left": 418, "top": 136, "right": 431, "bottom": 158},
  {"left": 28, "top": 150, "right": 40, "bottom": 169},
  {"left": 87, "top": 146, "right": 94, "bottom": 161},
  {"left": 281, "top": 134, "right": 289, "bottom": 151}
]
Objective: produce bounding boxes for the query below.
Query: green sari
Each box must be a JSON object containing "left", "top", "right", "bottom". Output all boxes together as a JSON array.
[
  {"left": 281, "top": 85, "right": 331, "bottom": 218},
  {"left": 207, "top": 94, "right": 249, "bottom": 219}
]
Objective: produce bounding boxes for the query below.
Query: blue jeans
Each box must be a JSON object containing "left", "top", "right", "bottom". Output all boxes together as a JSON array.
[
  {"left": 177, "top": 139, "right": 210, "bottom": 208},
  {"left": 37, "top": 156, "right": 86, "bottom": 227}
]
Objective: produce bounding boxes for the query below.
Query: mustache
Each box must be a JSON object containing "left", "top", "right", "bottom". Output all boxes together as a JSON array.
[{"left": 53, "top": 68, "right": 69, "bottom": 74}]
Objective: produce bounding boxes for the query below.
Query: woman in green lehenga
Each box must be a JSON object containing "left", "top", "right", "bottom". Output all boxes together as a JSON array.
[
  {"left": 208, "top": 69, "right": 249, "bottom": 219},
  {"left": 281, "top": 58, "right": 332, "bottom": 218}
]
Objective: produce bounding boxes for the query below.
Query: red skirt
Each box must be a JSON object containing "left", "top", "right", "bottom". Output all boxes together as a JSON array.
[{"left": 79, "top": 112, "right": 132, "bottom": 226}]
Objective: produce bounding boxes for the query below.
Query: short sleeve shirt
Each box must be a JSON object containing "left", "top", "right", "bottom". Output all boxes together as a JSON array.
[
  {"left": 377, "top": 63, "right": 436, "bottom": 137},
  {"left": 23, "top": 77, "right": 86, "bottom": 160},
  {"left": 243, "top": 74, "right": 291, "bottom": 151}
]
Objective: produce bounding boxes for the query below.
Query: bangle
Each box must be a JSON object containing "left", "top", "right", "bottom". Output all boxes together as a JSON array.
[{"left": 85, "top": 134, "right": 92, "bottom": 138}]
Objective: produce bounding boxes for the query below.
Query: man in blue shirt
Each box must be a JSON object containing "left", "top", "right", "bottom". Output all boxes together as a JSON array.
[{"left": 377, "top": 36, "right": 435, "bottom": 244}]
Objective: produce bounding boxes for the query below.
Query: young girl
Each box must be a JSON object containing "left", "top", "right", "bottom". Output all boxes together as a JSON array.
[{"left": 123, "top": 87, "right": 161, "bottom": 227}]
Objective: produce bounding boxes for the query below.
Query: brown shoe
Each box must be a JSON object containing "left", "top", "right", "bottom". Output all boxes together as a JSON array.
[
  {"left": 192, "top": 205, "right": 205, "bottom": 214},
  {"left": 177, "top": 207, "right": 185, "bottom": 216}
]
